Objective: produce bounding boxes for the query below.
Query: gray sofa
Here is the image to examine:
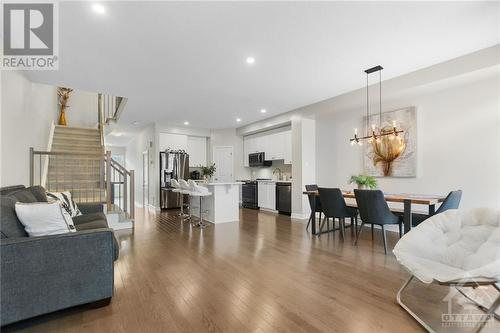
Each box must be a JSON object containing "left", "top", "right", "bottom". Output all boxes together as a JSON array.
[{"left": 0, "top": 185, "right": 119, "bottom": 326}]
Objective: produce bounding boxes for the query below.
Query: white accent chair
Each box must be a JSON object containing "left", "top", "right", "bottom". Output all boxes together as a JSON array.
[
  {"left": 393, "top": 208, "right": 500, "bottom": 333},
  {"left": 187, "top": 180, "right": 212, "bottom": 229}
]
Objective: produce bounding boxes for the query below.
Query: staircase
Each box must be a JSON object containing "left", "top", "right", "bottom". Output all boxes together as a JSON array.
[
  {"left": 29, "top": 93, "right": 134, "bottom": 230},
  {"left": 46, "top": 126, "right": 105, "bottom": 203}
]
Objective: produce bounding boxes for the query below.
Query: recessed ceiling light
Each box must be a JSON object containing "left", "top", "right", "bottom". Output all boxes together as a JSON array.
[
  {"left": 132, "top": 121, "right": 141, "bottom": 126},
  {"left": 92, "top": 3, "right": 106, "bottom": 15},
  {"left": 184, "top": 121, "right": 189, "bottom": 125},
  {"left": 245, "top": 57, "right": 255, "bottom": 65},
  {"left": 260, "top": 109, "right": 267, "bottom": 113},
  {"left": 236, "top": 118, "right": 241, "bottom": 122},
  {"left": 111, "top": 132, "right": 123, "bottom": 137}
]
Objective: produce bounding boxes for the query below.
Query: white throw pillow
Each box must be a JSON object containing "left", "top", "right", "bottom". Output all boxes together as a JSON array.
[
  {"left": 46, "top": 191, "right": 82, "bottom": 217},
  {"left": 15, "top": 202, "right": 76, "bottom": 237}
]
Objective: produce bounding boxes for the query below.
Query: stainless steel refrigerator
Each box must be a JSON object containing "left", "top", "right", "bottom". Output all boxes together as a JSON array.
[{"left": 159, "top": 150, "right": 189, "bottom": 209}]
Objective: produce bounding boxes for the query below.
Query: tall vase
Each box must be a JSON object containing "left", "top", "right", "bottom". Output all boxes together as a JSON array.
[
  {"left": 357, "top": 184, "right": 368, "bottom": 190},
  {"left": 58, "top": 108, "right": 67, "bottom": 126}
]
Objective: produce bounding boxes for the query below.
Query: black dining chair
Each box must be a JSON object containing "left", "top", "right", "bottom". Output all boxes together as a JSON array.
[
  {"left": 318, "top": 188, "right": 358, "bottom": 238},
  {"left": 410, "top": 190, "right": 463, "bottom": 226},
  {"left": 354, "top": 189, "right": 403, "bottom": 254},
  {"left": 305, "top": 184, "right": 323, "bottom": 231}
]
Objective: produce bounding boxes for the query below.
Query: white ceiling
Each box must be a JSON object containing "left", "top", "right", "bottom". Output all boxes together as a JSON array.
[{"left": 25, "top": 1, "right": 500, "bottom": 129}]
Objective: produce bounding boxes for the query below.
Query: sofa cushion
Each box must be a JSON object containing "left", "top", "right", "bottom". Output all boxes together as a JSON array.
[
  {"left": 28, "top": 186, "right": 48, "bottom": 202},
  {"left": 0, "top": 189, "right": 41, "bottom": 238},
  {"left": 11, "top": 190, "right": 38, "bottom": 203},
  {"left": 0, "top": 196, "right": 28, "bottom": 238},
  {"left": 73, "top": 212, "right": 108, "bottom": 226},
  {"left": 74, "top": 219, "right": 108, "bottom": 231}
]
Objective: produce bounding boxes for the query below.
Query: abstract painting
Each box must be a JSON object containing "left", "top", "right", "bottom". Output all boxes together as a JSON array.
[{"left": 363, "top": 107, "right": 416, "bottom": 177}]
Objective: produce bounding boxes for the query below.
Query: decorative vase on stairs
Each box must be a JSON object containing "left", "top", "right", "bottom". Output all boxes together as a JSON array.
[
  {"left": 58, "top": 108, "right": 67, "bottom": 126},
  {"left": 57, "top": 87, "right": 73, "bottom": 126}
]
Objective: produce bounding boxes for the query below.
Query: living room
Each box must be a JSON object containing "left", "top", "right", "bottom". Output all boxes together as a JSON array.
[{"left": 1, "top": 1, "right": 499, "bottom": 333}]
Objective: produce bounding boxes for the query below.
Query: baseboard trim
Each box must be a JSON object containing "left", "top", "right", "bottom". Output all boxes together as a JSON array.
[{"left": 291, "top": 213, "right": 309, "bottom": 220}]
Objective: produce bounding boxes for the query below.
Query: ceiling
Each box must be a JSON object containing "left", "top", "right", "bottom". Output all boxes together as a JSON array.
[{"left": 25, "top": 1, "right": 500, "bottom": 129}]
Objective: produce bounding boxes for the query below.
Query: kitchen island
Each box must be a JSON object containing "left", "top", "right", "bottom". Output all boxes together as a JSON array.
[{"left": 189, "top": 182, "right": 243, "bottom": 224}]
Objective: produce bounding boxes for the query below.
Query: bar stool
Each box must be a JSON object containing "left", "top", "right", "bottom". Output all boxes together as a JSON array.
[
  {"left": 173, "top": 179, "right": 191, "bottom": 221},
  {"left": 187, "top": 180, "right": 212, "bottom": 229}
]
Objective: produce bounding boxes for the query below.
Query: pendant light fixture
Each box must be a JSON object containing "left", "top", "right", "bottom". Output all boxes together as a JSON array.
[{"left": 349, "top": 65, "right": 403, "bottom": 145}]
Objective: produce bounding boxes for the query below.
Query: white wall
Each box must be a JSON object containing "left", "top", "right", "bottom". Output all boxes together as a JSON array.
[
  {"left": 66, "top": 90, "right": 99, "bottom": 128},
  {"left": 316, "top": 72, "right": 500, "bottom": 209},
  {"left": 209, "top": 128, "right": 250, "bottom": 181},
  {"left": 106, "top": 146, "right": 127, "bottom": 166},
  {"left": 124, "top": 125, "right": 155, "bottom": 207},
  {"left": 1, "top": 71, "right": 58, "bottom": 186}
]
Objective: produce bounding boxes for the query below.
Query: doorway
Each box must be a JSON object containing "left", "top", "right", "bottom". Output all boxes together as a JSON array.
[
  {"left": 212, "top": 146, "right": 233, "bottom": 182},
  {"left": 142, "top": 151, "right": 149, "bottom": 208}
]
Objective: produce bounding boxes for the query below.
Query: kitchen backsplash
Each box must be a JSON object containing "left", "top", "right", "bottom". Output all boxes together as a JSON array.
[{"left": 250, "top": 160, "right": 292, "bottom": 180}]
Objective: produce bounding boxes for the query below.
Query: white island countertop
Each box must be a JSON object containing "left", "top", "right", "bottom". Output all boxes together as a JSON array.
[{"left": 190, "top": 182, "right": 241, "bottom": 224}]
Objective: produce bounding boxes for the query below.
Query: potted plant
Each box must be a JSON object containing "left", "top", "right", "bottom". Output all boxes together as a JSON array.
[
  {"left": 200, "top": 163, "right": 216, "bottom": 182},
  {"left": 349, "top": 174, "right": 377, "bottom": 190}
]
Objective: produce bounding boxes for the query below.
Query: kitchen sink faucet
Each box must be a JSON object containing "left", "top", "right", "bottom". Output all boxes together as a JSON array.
[{"left": 273, "top": 168, "right": 282, "bottom": 180}]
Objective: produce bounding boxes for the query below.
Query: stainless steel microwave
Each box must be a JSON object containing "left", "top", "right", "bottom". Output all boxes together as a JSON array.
[{"left": 249, "top": 152, "right": 272, "bottom": 167}]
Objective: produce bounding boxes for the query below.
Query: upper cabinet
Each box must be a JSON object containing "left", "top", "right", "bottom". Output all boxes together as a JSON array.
[
  {"left": 243, "top": 127, "right": 292, "bottom": 166},
  {"left": 159, "top": 133, "right": 187, "bottom": 151},
  {"left": 159, "top": 133, "right": 207, "bottom": 167},
  {"left": 187, "top": 136, "right": 207, "bottom": 167}
]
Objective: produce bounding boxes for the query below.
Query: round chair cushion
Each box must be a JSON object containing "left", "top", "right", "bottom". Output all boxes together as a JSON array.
[{"left": 393, "top": 208, "right": 500, "bottom": 283}]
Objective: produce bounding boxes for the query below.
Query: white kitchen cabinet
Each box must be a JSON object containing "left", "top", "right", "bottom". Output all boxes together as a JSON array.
[
  {"left": 266, "top": 132, "right": 285, "bottom": 161},
  {"left": 187, "top": 136, "right": 207, "bottom": 167},
  {"left": 159, "top": 133, "right": 187, "bottom": 151},
  {"left": 243, "top": 137, "right": 255, "bottom": 167},
  {"left": 257, "top": 181, "right": 267, "bottom": 208},
  {"left": 257, "top": 181, "right": 276, "bottom": 210},
  {"left": 243, "top": 128, "right": 292, "bottom": 166},
  {"left": 266, "top": 182, "right": 276, "bottom": 210}
]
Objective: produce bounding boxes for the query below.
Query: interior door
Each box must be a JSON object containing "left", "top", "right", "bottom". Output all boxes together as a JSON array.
[{"left": 212, "top": 146, "right": 233, "bottom": 182}]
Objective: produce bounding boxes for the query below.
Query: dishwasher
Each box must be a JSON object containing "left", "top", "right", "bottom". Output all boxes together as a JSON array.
[{"left": 275, "top": 182, "right": 291, "bottom": 215}]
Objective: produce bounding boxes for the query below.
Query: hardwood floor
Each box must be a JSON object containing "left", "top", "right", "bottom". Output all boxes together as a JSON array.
[{"left": 4, "top": 208, "right": 499, "bottom": 332}]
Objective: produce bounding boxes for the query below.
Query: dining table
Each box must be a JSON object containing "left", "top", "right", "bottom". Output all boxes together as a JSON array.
[{"left": 302, "top": 190, "right": 446, "bottom": 236}]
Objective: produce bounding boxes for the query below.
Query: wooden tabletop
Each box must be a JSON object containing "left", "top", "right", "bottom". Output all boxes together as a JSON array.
[{"left": 303, "top": 190, "right": 446, "bottom": 205}]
